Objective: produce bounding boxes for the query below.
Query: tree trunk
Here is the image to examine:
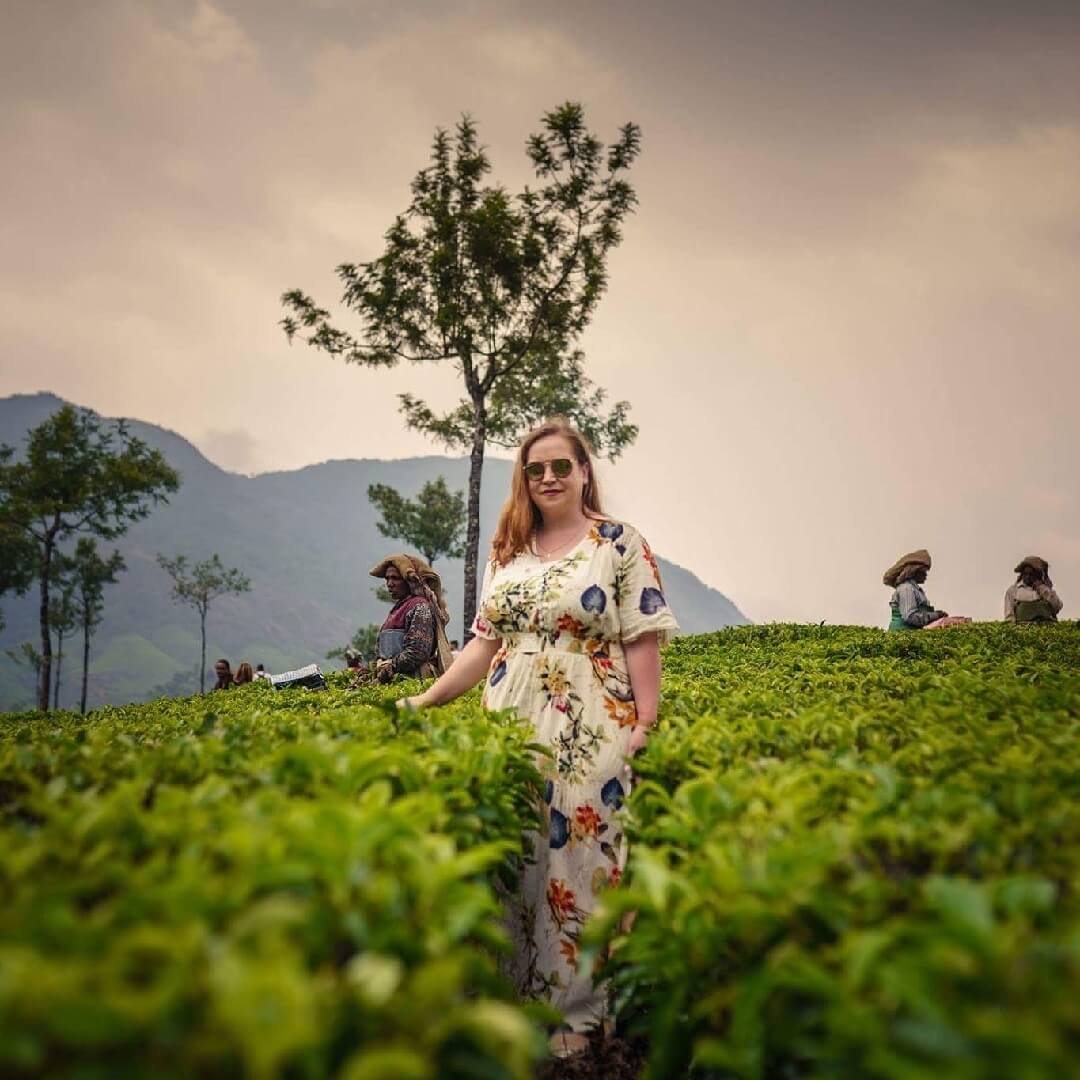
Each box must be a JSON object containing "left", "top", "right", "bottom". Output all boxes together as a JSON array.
[
  {"left": 53, "top": 629, "right": 64, "bottom": 710},
  {"left": 37, "top": 541, "right": 53, "bottom": 712},
  {"left": 199, "top": 607, "right": 207, "bottom": 694},
  {"left": 462, "top": 405, "right": 487, "bottom": 642},
  {"left": 80, "top": 621, "right": 91, "bottom": 715}
]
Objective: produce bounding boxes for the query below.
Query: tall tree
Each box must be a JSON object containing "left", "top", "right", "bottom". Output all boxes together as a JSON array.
[
  {"left": 282, "top": 103, "right": 640, "bottom": 638},
  {"left": 0, "top": 406, "right": 180, "bottom": 710},
  {"left": 367, "top": 476, "right": 466, "bottom": 565},
  {"left": 156, "top": 554, "right": 251, "bottom": 693},
  {"left": 69, "top": 538, "right": 126, "bottom": 714},
  {"left": 48, "top": 561, "right": 78, "bottom": 711}
]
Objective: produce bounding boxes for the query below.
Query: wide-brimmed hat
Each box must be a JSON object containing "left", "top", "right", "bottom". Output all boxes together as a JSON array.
[
  {"left": 369, "top": 553, "right": 448, "bottom": 622},
  {"left": 1014, "top": 555, "right": 1049, "bottom": 575},
  {"left": 882, "top": 548, "right": 931, "bottom": 588},
  {"left": 370, "top": 552, "right": 436, "bottom": 582}
]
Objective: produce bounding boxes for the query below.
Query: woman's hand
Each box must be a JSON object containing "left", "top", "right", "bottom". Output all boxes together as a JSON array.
[
  {"left": 395, "top": 636, "right": 502, "bottom": 712},
  {"left": 624, "top": 633, "right": 661, "bottom": 760},
  {"left": 627, "top": 723, "right": 650, "bottom": 756}
]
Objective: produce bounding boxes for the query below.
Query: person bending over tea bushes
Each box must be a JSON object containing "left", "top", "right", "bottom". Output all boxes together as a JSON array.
[
  {"left": 399, "top": 417, "right": 678, "bottom": 1058},
  {"left": 1005, "top": 555, "right": 1063, "bottom": 623},
  {"left": 883, "top": 549, "right": 971, "bottom": 630}
]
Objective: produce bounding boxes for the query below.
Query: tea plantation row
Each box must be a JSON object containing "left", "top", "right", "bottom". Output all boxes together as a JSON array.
[
  {"left": 0, "top": 683, "right": 548, "bottom": 1078},
  {"left": 2, "top": 623, "right": 1078, "bottom": 1078}
]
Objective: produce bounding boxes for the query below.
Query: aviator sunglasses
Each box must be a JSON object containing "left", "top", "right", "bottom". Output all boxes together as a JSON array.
[{"left": 523, "top": 458, "right": 574, "bottom": 482}]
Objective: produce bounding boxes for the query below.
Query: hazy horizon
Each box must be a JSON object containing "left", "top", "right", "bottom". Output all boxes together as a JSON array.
[{"left": 3, "top": 1, "right": 1078, "bottom": 626}]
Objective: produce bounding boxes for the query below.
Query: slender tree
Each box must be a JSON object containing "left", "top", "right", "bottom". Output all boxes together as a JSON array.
[
  {"left": 69, "top": 538, "right": 126, "bottom": 714},
  {"left": 282, "top": 103, "right": 640, "bottom": 637},
  {"left": 48, "top": 562, "right": 78, "bottom": 711},
  {"left": 367, "top": 476, "right": 466, "bottom": 565},
  {"left": 0, "top": 406, "right": 180, "bottom": 710},
  {"left": 156, "top": 554, "right": 251, "bottom": 693}
]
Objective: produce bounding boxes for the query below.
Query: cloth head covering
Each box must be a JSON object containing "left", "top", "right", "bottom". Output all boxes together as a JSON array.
[
  {"left": 882, "top": 548, "right": 931, "bottom": 588},
  {"left": 369, "top": 553, "right": 453, "bottom": 673},
  {"left": 1014, "top": 555, "right": 1049, "bottom": 575}
]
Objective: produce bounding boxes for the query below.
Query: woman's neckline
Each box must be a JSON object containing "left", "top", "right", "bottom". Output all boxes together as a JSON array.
[{"left": 530, "top": 517, "right": 606, "bottom": 564}]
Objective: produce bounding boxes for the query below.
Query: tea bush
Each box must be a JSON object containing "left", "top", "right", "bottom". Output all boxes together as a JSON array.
[
  {"left": 591, "top": 624, "right": 1080, "bottom": 1078},
  {"left": 3, "top": 625, "right": 1078, "bottom": 1078},
  {"left": 0, "top": 677, "right": 548, "bottom": 1079}
]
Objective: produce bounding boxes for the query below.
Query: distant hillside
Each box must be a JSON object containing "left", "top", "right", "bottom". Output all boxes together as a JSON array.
[{"left": 0, "top": 393, "right": 749, "bottom": 709}]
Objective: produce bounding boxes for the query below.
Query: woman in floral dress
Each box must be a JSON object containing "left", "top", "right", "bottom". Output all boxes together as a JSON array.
[{"left": 401, "top": 418, "right": 678, "bottom": 1055}]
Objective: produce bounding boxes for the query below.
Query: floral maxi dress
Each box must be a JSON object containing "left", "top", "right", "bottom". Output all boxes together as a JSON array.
[{"left": 471, "top": 520, "right": 679, "bottom": 1032}]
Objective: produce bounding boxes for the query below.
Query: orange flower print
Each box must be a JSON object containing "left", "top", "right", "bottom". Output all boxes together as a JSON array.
[
  {"left": 557, "top": 613, "right": 587, "bottom": 639},
  {"left": 641, "top": 537, "right": 662, "bottom": 585},
  {"left": 574, "top": 804, "right": 602, "bottom": 838},
  {"left": 588, "top": 640, "right": 613, "bottom": 669},
  {"left": 603, "top": 695, "right": 638, "bottom": 728},
  {"left": 559, "top": 937, "right": 579, "bottom": 972},
  {"left": 609, "top": 866, "right": 622, "bottom": 888},
  {"left": 547, "top": 878, "right": 577, "bottom": 927}
]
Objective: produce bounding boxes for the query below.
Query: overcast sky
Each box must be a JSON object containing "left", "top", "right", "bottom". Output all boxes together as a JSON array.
[{"left": 3, "top": 0, "right": 1078, "bottom": 625}]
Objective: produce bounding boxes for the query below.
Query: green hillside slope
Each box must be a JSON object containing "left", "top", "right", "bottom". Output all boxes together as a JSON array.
[
  {"left": 0, "top": 393, "right": 748, "bottom": 710},
  {"left": 1, "top": 623, "right": 1077, "bottom": 1078}
]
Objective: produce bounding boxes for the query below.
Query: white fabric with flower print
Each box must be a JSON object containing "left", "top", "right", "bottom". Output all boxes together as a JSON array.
[{"left": 471, "top": 519, "right": 679, "bottom": 1032}]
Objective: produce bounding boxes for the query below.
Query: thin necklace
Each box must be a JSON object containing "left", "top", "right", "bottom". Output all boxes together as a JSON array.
[{"left": 535, "top": 521, "right": 590, "bottom": 559}]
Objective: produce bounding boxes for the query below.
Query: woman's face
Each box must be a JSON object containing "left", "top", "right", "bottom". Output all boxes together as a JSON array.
[
  {"left": 913, "top": 568, "right": 929, "bottom": 584},
  {"left": 384, "top": 565, "right": 410, "bottom": 600},
  {"left": 524, "top": 434, "right": 588, "bottom": 518}
]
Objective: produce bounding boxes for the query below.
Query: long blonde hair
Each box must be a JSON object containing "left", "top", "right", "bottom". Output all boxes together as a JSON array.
[{"left": 490, "top": 417, "right": 604, "bottom": 567}]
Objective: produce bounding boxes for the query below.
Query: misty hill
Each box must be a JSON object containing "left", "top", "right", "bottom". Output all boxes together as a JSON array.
[{"left": 0, "top": 393, "right": 748, "bottom": 710}]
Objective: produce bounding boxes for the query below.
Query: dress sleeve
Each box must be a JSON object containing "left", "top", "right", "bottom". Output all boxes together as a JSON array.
[
  {"left": 470, "top": 558, "right": 500, "bottom": 640},
  {"left": 614, "top": 525, "right": 680, "bottom": 645}
]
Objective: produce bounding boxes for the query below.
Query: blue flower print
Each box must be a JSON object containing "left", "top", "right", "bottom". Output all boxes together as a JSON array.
[
  {"left": 601, "top": 776, "right": 625, "bottom": 810},
  {"left": 550, "top": 807, "right": 569, "bottom": 848},
  {"left": 599, "top": 521, "right": 624, "bottom": 542},
  {"left": 639, "top": 587, "right": 667, "bottom": 615},
  {"left": 581, "top": 584, "right": 607, "bottom": 614},
  {"left": 490, "top": 659, "right": 507, "bottom": 686}
]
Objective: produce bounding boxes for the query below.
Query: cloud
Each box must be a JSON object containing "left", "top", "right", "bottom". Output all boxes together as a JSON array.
[{"left": 1, "top": 0, "right": 1078, "bottom": 626}]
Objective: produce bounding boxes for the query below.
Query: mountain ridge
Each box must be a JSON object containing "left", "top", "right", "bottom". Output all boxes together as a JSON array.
[{"left": 0, "top": 392, "right": 749, "bottom": 710}]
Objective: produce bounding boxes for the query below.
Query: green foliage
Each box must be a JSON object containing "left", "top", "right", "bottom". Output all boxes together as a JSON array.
[
  {"left": 367, "top": 476, "right": 466, "bottom": 565},
  {"left": 5, "top": 624, "right": 1074, "bottom": 1076},
  {"left": 157, "top": 553, "right": 252, "bottom": 694},
  {"left": 0, "top": 679, "right": 548, "bottom": 1078},
  {"left": 0, "top": 514, "right": 36, "bottom": 630},
  {"left": 281, "top": 103, "right": 641, "bottom": 638},
  {"left": 0, "top": 405, "right": 179, "bottom": 710},
  {"left": 589, "top": 623, "right": 1080, "bottom": 1078}
]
